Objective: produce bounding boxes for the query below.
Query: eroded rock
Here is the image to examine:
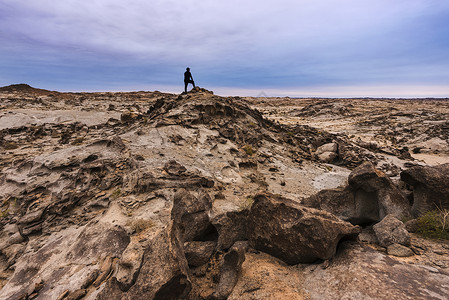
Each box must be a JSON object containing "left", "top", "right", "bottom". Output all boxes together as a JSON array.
[
  {"left": 373, "top": 214, "right": 411, "bottom": 247},
  {"left": 97, "top": 222, "right": 191, "bottom": 300},
  {"left": 401, "top": 163, "right": 449, "bottom": 216},
  {"left": 171, "top": 189, "right": 214, "bottom": 242},
  {"left": 305, "top": 162, "right": 412, "bottom": 224},
  {"left": 248, "top": 193, "right": 360, "bottom": 264},
  {"left": 212, "top": 241, "right": 247, "bottom": 300},
  {"left": 184, "top": 241, "right": 217, "bottom": 267}
]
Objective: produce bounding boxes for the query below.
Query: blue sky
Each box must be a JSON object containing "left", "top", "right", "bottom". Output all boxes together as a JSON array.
[{"left": 1, "top": 0, "right": 449, "bottom": 97}]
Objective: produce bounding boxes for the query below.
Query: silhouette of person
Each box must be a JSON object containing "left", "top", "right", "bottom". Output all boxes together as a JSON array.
[{"left": 184, "top": 67, "right": 195, "bottom": 92}]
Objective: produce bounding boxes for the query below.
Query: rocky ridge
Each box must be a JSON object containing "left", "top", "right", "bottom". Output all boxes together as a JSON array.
[{"left": 0, "top": 85, "right": 448, "bottom": 299}]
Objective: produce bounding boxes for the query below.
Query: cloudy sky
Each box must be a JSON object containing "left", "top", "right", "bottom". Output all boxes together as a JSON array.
[{"left": 1, "top": 0, "right": 449, "bottom": 97}]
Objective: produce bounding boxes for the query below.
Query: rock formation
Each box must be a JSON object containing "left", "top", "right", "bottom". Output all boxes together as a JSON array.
[
  {"left": 401, "top": 163, "right": 449, "bottom": 216},
  {"left": 0, "top": 85, "right": 448, "bottom": 299},
  {"left": 304, "top": 162, "right": 411, "bottom": 224}
]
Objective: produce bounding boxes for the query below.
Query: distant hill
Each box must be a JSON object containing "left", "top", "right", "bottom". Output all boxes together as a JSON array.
[{"left": 0, "top": 83, "right": 57, "bottom": 95}]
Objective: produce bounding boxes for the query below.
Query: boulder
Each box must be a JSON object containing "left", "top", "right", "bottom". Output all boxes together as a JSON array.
[
  {"left": 115, "top": 240, "right": 145, "bottom": 290},
  {"left": 97, "top": 223, "right": 192, "bottom": 299},
  {"left": 211, "top": 209, "right": 249, "bottom": 250},
  {"left": 0, "top": 223, "right": 130, "bottom": 300},
  {"left": 184, "top": 241, "right": 216, "bottom": 267},
  {"left": 248, "top": 193, "right": 360, "bottom": 264},
  {"left": 315, "top": 143, "right": 338, "bottom": 163},
  {"left": 373, "top": 214, "right": 411, "bottom": 247},
  {"left": 211, "top": 241, "right": 247, "bottom": 300},
  {"left": 387, "top": 243, "right": 414, "bottom": 257},
  {"left": 164, "top": 160, "right": 187, "bottom": 176},
  {"left": 404, "top": 219, "right": 419, "bottom": 233},
  {"left": 303, "top": 187, "right": 358, "bottom": 223},
  {"left": 400, "top": 163, "right": 449, "bottom": 217},
  {"left": 348, "top": 161, "right": 391, "bottom": 192},
  {"left": 349, "top": 162, "right": 411, "bottom": 221},
  {"left": 304, "top": 162, "right": 411, "bottom": 225},
  {"left": 171, "top": 189, "right": 214, "bottom": 242}
]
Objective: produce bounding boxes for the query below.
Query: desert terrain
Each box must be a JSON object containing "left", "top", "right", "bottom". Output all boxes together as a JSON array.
[{"left": 0, "top": 84, "right": 448, "bottom": 299}]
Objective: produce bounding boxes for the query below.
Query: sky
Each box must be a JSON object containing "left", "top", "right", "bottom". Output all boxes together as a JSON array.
[{"left": 1, "top": 0, "right": 449, "bottom": 97}]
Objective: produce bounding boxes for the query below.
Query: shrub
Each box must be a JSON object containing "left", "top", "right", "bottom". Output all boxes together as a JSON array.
[
  {"left": 243, "top": 145, "right": 254, "bottom": 156},
  {"left": 111, "top": 189, "right": 122, "bottom": 199},
  {"left": 416, "top": 209, "right": 449, "bottom": 240},
  {"left": 71, "top": 137, "right": 84, "bottom": 145},
  {"left": 238, "top": 196, "right": 254, "bottom": 211},
  {"left": 3, "top": 141, "right": 18, "bottom": 150},
  {"left": 130, "top": 219, "right": 154, "bottom": 233}
]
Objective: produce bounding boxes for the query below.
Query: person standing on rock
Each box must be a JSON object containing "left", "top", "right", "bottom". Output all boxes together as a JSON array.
[{"left": 184, "top": 67, "right": 195, "bottom": 93}]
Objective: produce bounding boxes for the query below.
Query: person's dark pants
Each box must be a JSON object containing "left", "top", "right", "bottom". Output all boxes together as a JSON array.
[{"left": 184, "top": 80, "right": 195, "bottom": 92}]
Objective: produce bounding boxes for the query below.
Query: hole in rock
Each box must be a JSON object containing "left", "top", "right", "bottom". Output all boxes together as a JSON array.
[
  {"left": 194, "top": 224, "right": 219, "bottom": 242},
  {"left": 83, "top": 154, "right": 99, "bottom": 163},
  {"left": 154, "top": 274, "right": 190, "bottom": 300}
]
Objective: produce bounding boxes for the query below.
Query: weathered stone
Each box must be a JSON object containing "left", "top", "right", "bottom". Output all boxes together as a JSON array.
[
  {"left": 18, "top": 209, "right": 45, "bottom": 225},
  {"left": 348, "top": 161, "right": 391, "bottom": 192},
  {"left": 123, "top": 168, "right": 214, "bottom": 194},
  {"left": 315, "top": 143, "right": 338, "bottom": 162},
  {"left": 304, "top": 162, "right": 411, "bottom": 225},
  {"left": 97, "top": 223, "right": 191, "bottom": 300},
  {"left": 316, "top": 142, "right": 338, "bottom": 155},
  {"left": 20, "top": 223, "right": 42, "bottom": 236},
  {"left": 248, "top": 193, "right": 360, "bottom": 264},
  {"left": 0, "top": 232, "right": 25, "bottom": 251},
  {"left": 302, "top": 242, "right": 449, "bottom": 299},
  {"left": 164, "top": 160, "right": 187, "bottom": 176},
  {"left": 0, "top": 222, "right": 130, "bottom": 300},
  {"left": 65, "top": 288, "right": 87, "bottom": 300},
  {"left": 184, "top": 241, "right": 216, "bottom": 267},
  {"left": 387, "top": 243, "right": 414, "bottom": 257},
  {"left": 92, "top": 256, "right": 114, "bottom": 287},
  {"left": 400, "top": 163, "right": 449, "bottom": 217},
  {"left": 120, "top": 112, "right": 140, "bottom": 123},
  {"left": 212, "top": 209, "right": 248, "bottom": 250},
  {"left": 115, "top": 241, "right": 144, "bottom": 291},
  {"left": 212, "top": 241, "right": 247, "bottom": 300},
  {"left": 171, "top": 189, "right": 213, "bottom": 242},
  {"left": 303, "top": 186, "right": 358, "bottom": 222},
  {"left": 373, "top": 214, "right": 411, "bottom": 247},
  {"left": 80, "top": 269, "right": 99, "bottom": 289}
]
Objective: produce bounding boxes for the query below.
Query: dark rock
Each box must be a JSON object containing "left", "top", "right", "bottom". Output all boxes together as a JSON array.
[
  {"left": 18, "top": 209, "right": 45, "bottom": 225},
  {"left": 348, "top": 161, "right": 393, "bottom": 192},
  {"left": 303, "top": 187, "right": 358, "bottom": 222},
  {"left": 171, "top": 189, "right": 213, "bottom": 242},
  {"left": 211, "top": 241, "right": 247, "bottom": 300},
  {"left": 65, "top": 289, "right": 87, "bottom": 300},
  {"left": 164, "top": 160, "right": 187, "bottom": 176},
  {"left": 212, "top": 210, "right": 249, "bottom": 250},
  {"left": 248, "top": 193, "right": 360, "bottom": 264},
  {"left": 120, "top": 112, "right": 140, "bottom": 123},
  {"left": 400, "top": 163, "right": 449, "bottom": 216},
  {"left": 184, "top": 241, "right": 216, "bottom": 267},
  {"left": 373, "top": 214, "right": 411, "bottom": 247}
]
